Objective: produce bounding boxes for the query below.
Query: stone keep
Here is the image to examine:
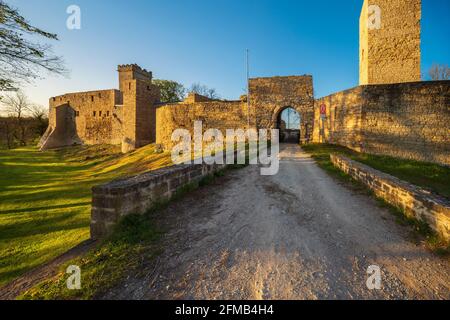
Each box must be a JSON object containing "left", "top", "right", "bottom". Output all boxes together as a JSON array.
[
  {"left": 39, "top": 64, "right": 160, "bottom": 153},
  {"left": 359, "top": 0, "right": 421, "bottom": 85}
]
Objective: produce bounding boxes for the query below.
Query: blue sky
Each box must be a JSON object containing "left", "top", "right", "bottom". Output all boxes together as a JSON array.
[{"left": 7, "top": 0, "right": 450, "bottom": 107}]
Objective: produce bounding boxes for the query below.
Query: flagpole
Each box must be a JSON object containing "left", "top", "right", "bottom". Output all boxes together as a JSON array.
[{"left": 246, "top": 49, "right": 250, "bottom": 129}]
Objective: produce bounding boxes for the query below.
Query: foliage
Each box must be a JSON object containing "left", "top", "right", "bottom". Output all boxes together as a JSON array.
[
  {"left": 0, "top": 90, "right": 48, "bottom": 148},
  {"left": 0, "top": 1, "right": 67, "bottom": 91},
  {"left": 153, "top": 79, "right": 186, "bottom": 103}
]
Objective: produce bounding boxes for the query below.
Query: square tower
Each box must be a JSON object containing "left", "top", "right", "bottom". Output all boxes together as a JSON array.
[
  {"left": 118, "top": 64, "right": 160, "bottom": 153},
  {"left": 359, "top": 0, "right": 421, "bottom": 85}
]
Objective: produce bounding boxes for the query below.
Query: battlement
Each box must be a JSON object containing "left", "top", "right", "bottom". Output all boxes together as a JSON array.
[
  {"left": 118, "top": 64, "right": 152, "bottom": 92},
  {"left": 184, "top": 92, "right": 213, "bottom": 103},
  {"left": 117, "top": 64, "right": 152, "bottom": 78}
]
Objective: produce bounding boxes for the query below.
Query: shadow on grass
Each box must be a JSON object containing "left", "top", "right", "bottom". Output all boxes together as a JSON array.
[{"left": 0, "top": 202, "right": 91, "bottom": 215}]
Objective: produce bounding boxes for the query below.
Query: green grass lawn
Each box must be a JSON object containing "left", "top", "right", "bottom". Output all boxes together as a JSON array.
[
  {"left": 0, "top": 144, "right": 173, "bottom": 287},
  {"left": 19, "top": 152, "right": 248, "bottom": 300},
  {"left": 303, "top": 144, "right": 450, "bottom": 200}
]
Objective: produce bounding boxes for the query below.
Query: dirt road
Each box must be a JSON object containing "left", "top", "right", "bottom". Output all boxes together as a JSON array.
[{"left": 105, "top": 144, "right": 449, "bottom": 300}]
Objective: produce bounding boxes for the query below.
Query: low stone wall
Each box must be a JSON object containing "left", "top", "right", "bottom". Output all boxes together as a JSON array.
[
  {"left": 90, "top": 161, "right": 227, "bottom": 239},
  {"left": 330, "top": 154, "right": 450, "bottom": 242}
]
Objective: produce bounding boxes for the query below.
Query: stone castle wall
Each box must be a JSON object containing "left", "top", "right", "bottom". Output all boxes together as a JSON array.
[
  {"left": 40, "top": 65, "right": 160, "bottom": 152},
  {"left": 314, "top": 81, "right": 450, "bottom": 165},
  {"left": 155, "top": 76, "right": 315, "bottom": 149},
  {"left": 313, "top": 86, "right": 365, "bottom": 151},
  {"left": 46, "top": 89, "right": 124, "bottom": 146},
  {"left": 360, "top": 0, "right": 421, "bottom": 85},
  {"left": 156, "top": 99, "right": 249, "bottom": 149},
  {"left": 250, "top": 76, "right": 315, "bottom": 143}
]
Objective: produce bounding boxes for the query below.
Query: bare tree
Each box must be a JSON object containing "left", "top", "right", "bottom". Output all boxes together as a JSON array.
[
  {"left": 1, "top": 90, "right": 32, "bottom": 145},
  {"left": 428, "top": 64, "right": 450, "bottom": 81},
  {"left": 189, "top": 83, "right": 220, "bottom": 99},
  {"left": 0, "top": 117, "right": 14, "bottom": 148},
  {"left": 28, "top": 103, "right": 48, "bottom": 120},
  {"left": 28, "top": 104, "right": 48, "bottom": 135},
  {"left": 0, "top": 1, "right": 67, "bottom": 91}
]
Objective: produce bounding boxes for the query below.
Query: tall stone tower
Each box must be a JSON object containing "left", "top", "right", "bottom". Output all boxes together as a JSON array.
[
  {"left": 118, "top": 64, "right": 160, "bottom": 153},
  {"left": 359, "top": 0, "right": 421, "bottom": 85}
]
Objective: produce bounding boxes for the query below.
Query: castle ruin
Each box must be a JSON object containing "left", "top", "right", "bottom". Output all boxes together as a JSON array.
[
  {"left": 40, "top": 0, "right": 450, "bottom": 166},
  {"left": 39, "top": 64, "right": 160, "bottom": 153}
]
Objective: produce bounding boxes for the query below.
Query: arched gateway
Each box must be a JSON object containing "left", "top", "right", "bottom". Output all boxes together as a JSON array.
[
  {"left": 275, "top": 107, "right": 301, "bottom": 143},
  {"left": 248, "top": 75, "right": 315, "bottom": 145}
]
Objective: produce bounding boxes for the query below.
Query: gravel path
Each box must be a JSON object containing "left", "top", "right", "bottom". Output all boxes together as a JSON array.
[{"left": 104, "top": 144, "right": 449, "bottom": 300}]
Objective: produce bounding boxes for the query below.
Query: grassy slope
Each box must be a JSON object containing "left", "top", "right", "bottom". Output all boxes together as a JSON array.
[
  {"left": 303, "top": 144, "right": 450, "bottom": 200},
  {"left": 0, "top": 144, "right": 173, "bottom": 287},
  {"left": 20, "top": 161, "right": 247, "bottom": 300}
]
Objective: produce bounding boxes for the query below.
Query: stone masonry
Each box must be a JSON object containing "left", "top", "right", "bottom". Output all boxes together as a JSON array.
[
  {"left": 249, "top": 76, "right": 315, "bottom": 144},
  {"left": 331, "top": 154, "right": 450, "bottom": 241},
  {"left": 84, "top": 0, "right": 450, "bottom": 239},
  {"left": 313, "top": 81, "right": 450, "bottom": 165},
  {"left": 41, "top": 0, "right": 449, "bottom": 168},
  {"left": 155, "top": 76, "right": 315, "bottom": 149},
  {"left": 39, "top": 64, "right": 161, "bottom": 153},
  {"left": 91, "top": 156, "right": 232, "bottom": 239},
  {"left": 360, "top": 0, "right": 421, "bottom": 85}
]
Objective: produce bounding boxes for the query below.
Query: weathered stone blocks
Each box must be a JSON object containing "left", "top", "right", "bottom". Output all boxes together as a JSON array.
[
  {"left": 90, "top": 161, "right": 228, "bottom": 240},
  {"left": 331, "top": 154, "right": 450, "bottom": 241},
  {"left": 314, "top": 81, "right": 450, "bottom": 166}
]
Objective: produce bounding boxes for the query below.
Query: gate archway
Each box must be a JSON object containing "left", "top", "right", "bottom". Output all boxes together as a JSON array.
[{"left": 276, "top": 107, "right": 300, "bottom": 143}]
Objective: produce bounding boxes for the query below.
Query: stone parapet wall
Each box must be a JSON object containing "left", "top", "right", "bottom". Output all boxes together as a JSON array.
[
  {"left": 331, "top": 154, "right": 450, "bottom": 241},
  {"left": 90, "top": 160, "right": 228, "bottom": 239}
]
